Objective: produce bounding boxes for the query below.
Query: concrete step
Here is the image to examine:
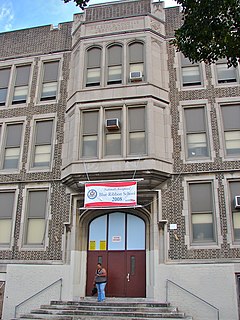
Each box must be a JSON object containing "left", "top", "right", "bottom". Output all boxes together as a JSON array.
[{"left": 13, "top": 298, "right": 193, "bottom": 320}]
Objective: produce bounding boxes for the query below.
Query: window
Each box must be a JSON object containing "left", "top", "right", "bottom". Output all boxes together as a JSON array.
[
  {"left": 25, "top": 190, "right": 47, "bottom": 245},
  {"left": 229, "top": 181, "right": 240, "bottom": 242},
  {"left": 216, "top": 61, "right": 238, "bottom": 84},
  {"left": 81, "top": 111, "right": 99, "bottom": 158},
  {"left": 129, "top": 42, "right": 144, "bottom": 81},
  {"left": 105, "top": 109, "right": 122, "bottom": 156},
  {"left": 181, "top": 54, "right": 201, "bottom": 87},
  {"left": 128, "top": 107, "right": 146, "bottom": 155},
  {"left": 80, "top": 106, "right": 146, "bottom": 159},
  {"left": 221, "top": 105, "right": 240, "bottom": 156},
  {"left": 32, "top": 120, "right": 54, "bottom": 168},
  {"left": 40, "top": 61, "right": 59, "bottom": 101},
  {"left": 107, "top": 44, "right": 122, "bottom": 85},
  {"left": 0, "top": 68, "right": 10, "bottom": 106},
  {"left": 0, "top": 191, "right": 15, "bottom": 245},
  {"left": 86, "top": 47, "right": 102, "bottom": 87},
  {"left": 189, "top": 182, "right": 215, "bottom": 243},
  {"left": 184, "top": 107, "right": 209, "bottom": 159},
  {"left": 12, "top": 65, "right": 31, "bottom": 104},
  {"left": 3, "top": 123, "right": 23, "bottom": 169}
]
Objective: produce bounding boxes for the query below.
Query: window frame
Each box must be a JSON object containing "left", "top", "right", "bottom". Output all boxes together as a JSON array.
[
  {"left": 183, "top": 106, "right": 210, "bottom": 160},
  {"left": 180, "top": 54, "right": 202, "bottom": 88},
  {"left": 128, "top": 41, "right": 145, "bottom": 83},
  {"left": 188, "top": 181, "right": 217, "bottom": 245},
  {"left": 106, "top": 44, "right": 123, "bottom": 85},
  {"left": 85, "top": 46, "right": 102, "bottom": 87},
  {"left": 228, "top": 180, "right": 240, "bottom": 244},
  {"left": 215, "top": 60, "right": 239, "bottom": 85}
]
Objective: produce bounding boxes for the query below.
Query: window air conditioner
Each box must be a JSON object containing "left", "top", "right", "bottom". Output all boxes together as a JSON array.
[
  {"left": 106, "top": 118, "right": 120, "bottom": 130},
  {"left": 235, "top": 196, "right": 240, "bottom": 209},
  {"left": 130, "top": 71, "right": 142, "bottom": 81}
]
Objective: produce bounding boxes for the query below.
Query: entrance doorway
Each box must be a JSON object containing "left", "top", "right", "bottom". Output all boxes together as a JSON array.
[{"left": 86, "top": 212, "right": 146, "bottom": 297}]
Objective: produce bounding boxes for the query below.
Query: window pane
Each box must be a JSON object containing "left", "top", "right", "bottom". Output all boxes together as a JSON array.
[
  {"left": 217, "top": 64, "right": 237, "bottom": 83},
  {"left": 12, "top": 86, "right": 28, "bottom": 103},
  {"left": 35, "top": 121, "right": 53, "bottom": 145},
  {"left": 0, "top": 88, "right": 8, "bottom": 105},
  {"left": 43, "top": 61, "right": 59, "bottom": 82},
  {"left": 0, "top": 68, "right": 11, "bottom": 87},
  {"left": 187, "top": 133, "right": 208, "bottom": 157},
  {"left": 26, "top": 218, "right": 45, "bottom": 244},
  {"left": 82, "top": 111, "right": 98, "bottom": 134},
  {"left": 108, "top": 45, "right": 122, "bottom": 65},
  {"left": 108, "top": 212, "right": 125, "bottom": 250},
  {"left": 127, "top": 215, "right": 145, "bottom": 250},
  {"left": 28, "top": 190, "right": 47, "bottom": 218},
  {"left": 129, "top": 108, "right": 145, "bottom": 131},
  {"left": 87, "top": 48, "right": 101, "bottom": 68},
  {"left": 0, "top": 192, "right": 14, "bottom": 218},
  {"left": 6, "top": 124, "right": 22, "bottom": 146},
  {"left": 83, "top": 135, "right": 98, "bottom": 157},
  {"left": 89, "top": 215, "right": 107, "bottom": 250},
  {"left": 233, "top": 212, "right": 240, "bottom": 240},
  {"left": 185, "top": 107, "right": 206, "bottom": 132},
  {"left": 3, "top": 147, "right": 20, "bottom": 169},
  {"left": 129, "top": 132, "right": 146, "bottom": 154},
  {"left": 108, "top": 66, "right": 122, "bottom": 83},
  {"left": 129, "top": 43, "right": 144, "bottom": 63},
  {"left": 190, "top": 183, "right": 212, "bottom": 213},
  {"left": 15, "top": 65, "right": 31, "bottom": 86},
  {"left": 182, "top": 66, "right": 201, "bottom": 86},
  {"left": 41, "top": 82, "right": 57, "bottom": 100},
  {"left": 105, "top": 133, "right": 121, "bottom": 156},
  {"left": 33, "top": 145, "right": 51, "bottom": 167},
  {"left": 130, "top": 63, "right": 144, "bottom": 73},
  {"left": 221, "top": 105, "right": 240, "bottom": 130},
  {"left": 86, "top": 68, "right": 100, "bottom": 85},
  {"left": 192, "top": 213, "right": 214, "bottom": 241},
  {"left": 0, "top": 219, "right": 12, "bottom": 244},
  {"left": 225, "top": 131, "right": 240, "bottom": 155}
]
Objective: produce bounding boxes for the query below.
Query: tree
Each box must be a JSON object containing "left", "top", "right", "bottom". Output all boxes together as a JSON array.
[
  {"left": 63, "top": 0, "right": 90, "bottom": 10},
  {"left": 173, "top": 0, "right": 240, "bottom": 67}
]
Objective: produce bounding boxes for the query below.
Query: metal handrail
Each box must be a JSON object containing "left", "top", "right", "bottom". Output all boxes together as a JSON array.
[
  {"left": 166, "top": 279, "right": 220, "bottom": 320},
  {"left": 14, "top": 278, "right": 63, "bottom": 318}
]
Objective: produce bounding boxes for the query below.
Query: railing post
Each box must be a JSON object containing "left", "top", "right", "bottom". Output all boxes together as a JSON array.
[{"left": 165, "top": 279, "right": 169, "bottom": 303}]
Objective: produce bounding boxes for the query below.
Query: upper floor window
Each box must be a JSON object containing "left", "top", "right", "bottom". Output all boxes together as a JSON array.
[
  {"left": 0, "top": 64, "right": 31, "bottom": 106},
  {"left": 80, "top": 106, "right": 146, "bottom": 159},
  {"left": 189, "top": 182, "right": 216, "bottom": 244},
  {"left": 107, "top": 45, "right": 122, "bottom": 85},
  {"left": 86, "top": 47, "right": 102, "bottom": 87},
  {"left": 0, "top": 191, "right": 15, "bottom": 246},
  {"left": 181, "top": 54, "right": 202, "bottom": 87},
  {"left": 40, "top": 61, "right": 59, "bottom": 101},
  {"left": 221, "top": 104, "right": 240, "bottom": 156},
  {"left": 24, "top": 189, "right": 48, "bottom": 245},
  {"left": 184, "top": 106, "right": 209, "bottom": 159},
  {"left": 215, "top": 60, "right": 238, "bottom": 84},
  {"left": 229, "top": 181, "right": 240, "bottom": 242},
  {"left": 129, "top": 42, "right": 144, "bottom": 82},
  {"left": 31, "top": 119, "right": 54, "bottom": 168}
]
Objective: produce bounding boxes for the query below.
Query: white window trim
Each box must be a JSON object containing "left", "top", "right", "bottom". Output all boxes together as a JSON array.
[
  {"left": 35, "top": 54, "right": 63, "bottom": 105},
  {"left": 0, "top": 185, "right": 19, "bottom": 250},
  {"left": 182, "top": 175, "right": 222, "bottom": 250},
  {"left": 19, "top": 183, "right": 51, "bottom": 250},
  {"left": 26, "top": 113, "right": 57, "bottom": 172},
  {"left": 179, "top": 100, "right": 214, "bottom": 163},
  {"left": 0, "top": 117, "right": 26, "bottom": 173}
]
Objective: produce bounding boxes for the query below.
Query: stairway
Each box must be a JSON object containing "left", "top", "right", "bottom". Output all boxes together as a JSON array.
[{"left": 13, "top": 297, "right": 193, "bottom": 320}]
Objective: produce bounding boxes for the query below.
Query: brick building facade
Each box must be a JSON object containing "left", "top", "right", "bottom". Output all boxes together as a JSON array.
[{"left": 0, "top": 1, "right": 239, "bottom": 319}]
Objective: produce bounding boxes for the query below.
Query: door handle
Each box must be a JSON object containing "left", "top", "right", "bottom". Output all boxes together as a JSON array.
[{"left": 126, "top": 273, "right": 130, "bottom": 282}]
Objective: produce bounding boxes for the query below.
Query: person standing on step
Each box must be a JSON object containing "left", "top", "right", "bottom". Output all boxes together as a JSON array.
[{"left": 94, "top": 262, "right": 107, "bottom": 302}]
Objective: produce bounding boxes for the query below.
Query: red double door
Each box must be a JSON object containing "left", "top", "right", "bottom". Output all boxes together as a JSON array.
[{"left": 86, "top": 212, "right": 146, "bottom": 297}]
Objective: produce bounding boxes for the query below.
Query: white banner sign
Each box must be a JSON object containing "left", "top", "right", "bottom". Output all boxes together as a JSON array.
[{"left": 84, "top": 181, "right": 137, "bottom": 208}]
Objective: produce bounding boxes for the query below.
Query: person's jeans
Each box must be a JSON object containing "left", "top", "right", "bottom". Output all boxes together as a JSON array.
[{"left": 96, "top": 282, "right": 106, "bottom": 301}]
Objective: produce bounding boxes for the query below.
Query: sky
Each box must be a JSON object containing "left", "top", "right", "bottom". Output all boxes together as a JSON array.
[{"left": 0, "top": 0, "right": 178, "bottom": 33}]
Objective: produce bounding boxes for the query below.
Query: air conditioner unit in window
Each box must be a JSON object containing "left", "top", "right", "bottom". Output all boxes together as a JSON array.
[
  {"left": 106, "top": 118, "right": 120, "bottom": 130},
  {"left": 130, "top": 71, "right": 142, "bottom": 81},
  {"left": 235, "top": 196, "right": 240, "bottom": 209}
]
